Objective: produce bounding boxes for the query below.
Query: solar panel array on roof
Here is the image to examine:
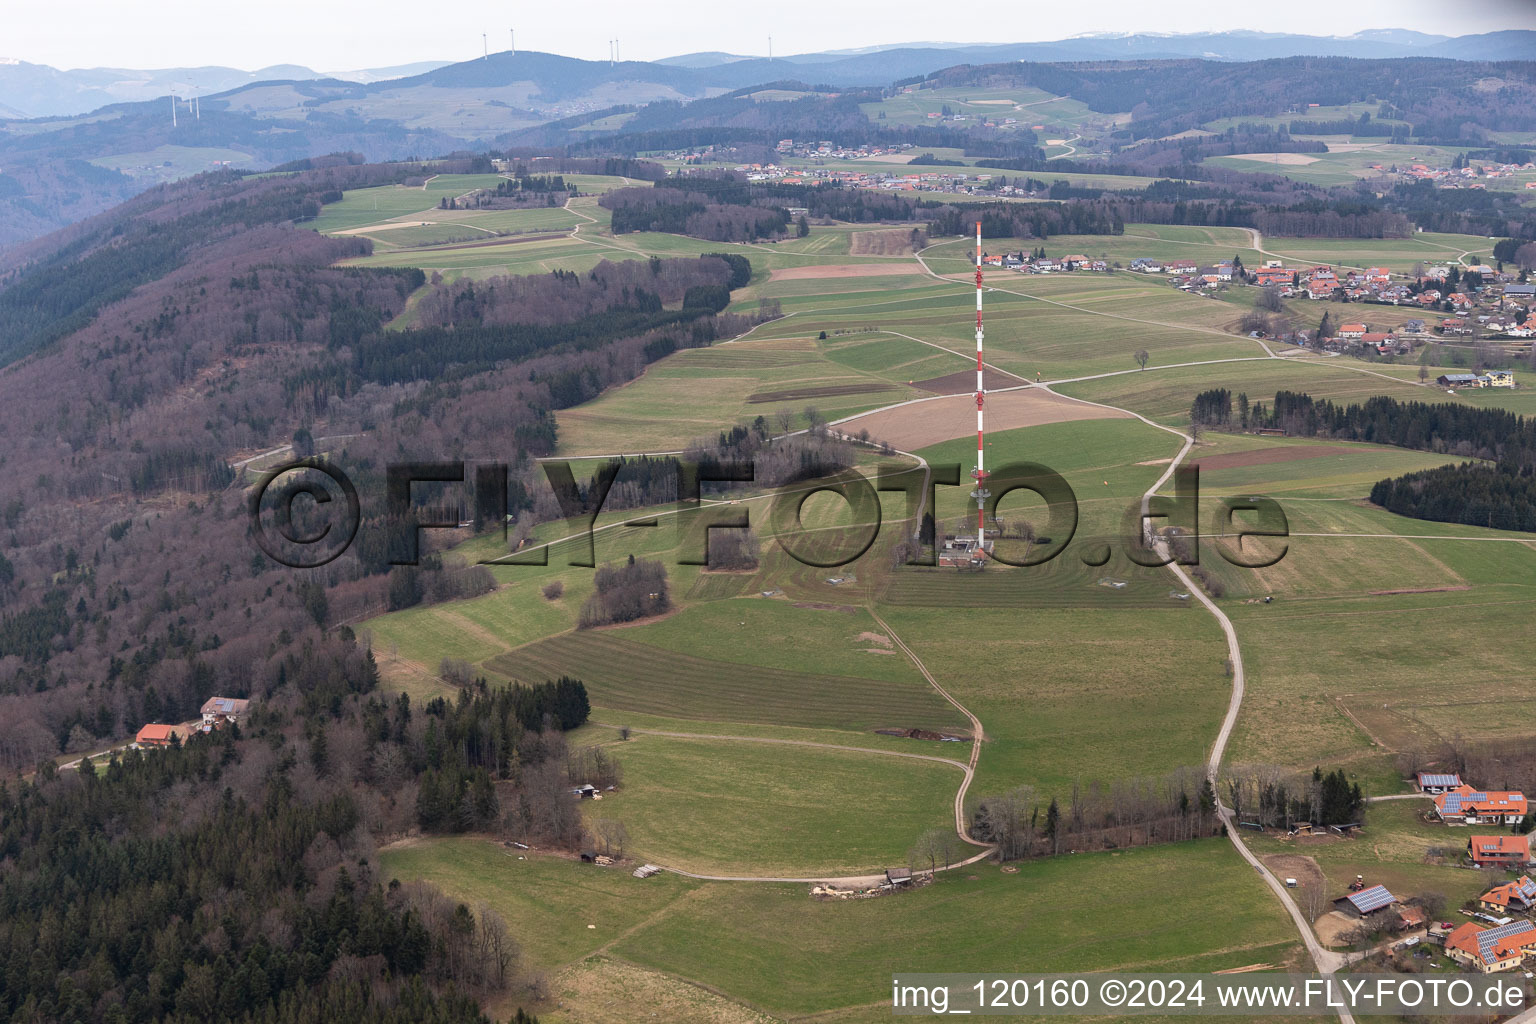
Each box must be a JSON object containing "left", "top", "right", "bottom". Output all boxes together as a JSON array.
[
  {"left": 1419, "top": 773, "right": 1459, "bottom": 788},
  {"left": 1441, "top": 791, "right": 1488, "bottom": 813},
  {"left": 1517, "top": 878, "right": 1536, "bottom": 901},
  {"left": 1476, "top": 920, "right": 1536, "bottom": 960},
  {"left": 1347, "top": 885, "right": 1395, "bottom": 914}
]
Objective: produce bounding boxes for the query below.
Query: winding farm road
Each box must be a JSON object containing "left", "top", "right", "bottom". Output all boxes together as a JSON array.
[{"left": 1036, "top": 382, "right": 1357, "bottom": 1016}]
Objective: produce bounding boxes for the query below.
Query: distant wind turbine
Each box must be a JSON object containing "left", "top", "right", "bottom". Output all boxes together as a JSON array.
[
  {"left": 483, "top": 33, "right": 488, "bottom": 59},
  {"left": 509, "top": 28, "right": 515, "bottom": 54}
]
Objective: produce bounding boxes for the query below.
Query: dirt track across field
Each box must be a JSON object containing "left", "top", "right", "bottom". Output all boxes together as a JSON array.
[
  {"left": 911, "top": 367, "right": 1028, "bottom": 394},
  {"left": 1193, "top": 444, "right": 1361, "bottom": 471},
  {"left": 838, "top": 388, "right": 1128, "bottom": 450},
  {"left": 769, "top": 263, "right": 925, "bottom": 281}
]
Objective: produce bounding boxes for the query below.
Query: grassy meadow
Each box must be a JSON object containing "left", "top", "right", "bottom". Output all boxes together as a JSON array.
[{"left": 381, "top": 837, "right": 1303, "bottom": 1020}]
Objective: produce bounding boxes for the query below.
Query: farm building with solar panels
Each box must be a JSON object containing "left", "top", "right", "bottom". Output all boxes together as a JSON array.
[
  {"left": 1415, "top": 771, "right": 1461, "bottom": 794},
  {"left": 1480, "top": 876, "right": 1536, "bottom": 915},
  {"left": 1444, "top": 920, "right": 1536, "bottom": 973},
  {"left": 1332, "top": 884, "right": 1396, "bottom": 918},
  {"left": 1433, "top": 785, "right": 1528, "bottom": 826},
  {"left": 199, "top": 696, "right": 250, "bottom": 729}
]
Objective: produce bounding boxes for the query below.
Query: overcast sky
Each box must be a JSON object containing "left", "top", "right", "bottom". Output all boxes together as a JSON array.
[{"left": 7, "top": 0, "right": 1535, "bottom": 70}]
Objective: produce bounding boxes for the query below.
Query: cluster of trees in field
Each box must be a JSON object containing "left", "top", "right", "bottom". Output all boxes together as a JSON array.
[
  {"left": 1370, "top": 463, "right": 1536, "bottom": 532},
  {"left": 969, "top": 767, "right": 1220, "bottom": 861},
  {"left": 681, "top": 413, "right": 857, "bottom": 490},
  {"left": 553, "top": 410, "right": 849, "bottom": 520},
  {"left": 1389, "top": 180, "right": 1536, "bottom": 240},
  {"left": 410, "top": 256, "right": 736, "bottom": 331},
  {"left": 410, "top": 678, "right": 590, "bottom": 834},
  {"left": 1191, "top": 389, "right": 1536, "bottom": 465},
  {"left": 1285, "top": 117, "right": 1409, "bottom": 139},
  {"left": 1223, "top": 765, "right": 1365, "bottom": 830},
  {"left": 578, "top": 556, "right": 671, "bottom": 628},
  {"left": 1189, "top": 388, "right": 1536, "bottom": 532},
  {"left": 928, "top": 200, "right": 1124, "bottom": 239},
  {"left": 601, "top": 183, "right": 790, "bottom": 240},
  {"left": 491, "top": 156, "right": 668, "bottom": 182},
  {"left": 1494, "top": 237, "right": 1536, "bottom": 270},
  {"left": 496, "top": 174, "right": 568, "bottom": 194},
  {"left": 0, "top": 708, "right": 537, "bottom": 1024}
]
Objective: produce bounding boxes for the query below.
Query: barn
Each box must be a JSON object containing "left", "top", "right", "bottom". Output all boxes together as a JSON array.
[{"left": 1333, "top": 884, "right": 1396, "bottom": 919}]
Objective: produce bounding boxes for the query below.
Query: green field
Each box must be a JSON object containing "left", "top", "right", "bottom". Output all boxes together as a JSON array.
[
  {"left": 382, "top": 837, "right": 1303, "bottom": 1020},
  {"left": 587, "top": 732, "right": 959, "bottom": 874},
  {"left": 91, "top": 144, "right": 255, "bottom": 182},
  {"left": 309, "top": 174, "right": 508, "bottom": 233},
  {"left": 487, "top": 624, "right": 965, "bottom": 733},
  {"left": 1205, "top": 143, "right": 1497, "bottom": 189}
]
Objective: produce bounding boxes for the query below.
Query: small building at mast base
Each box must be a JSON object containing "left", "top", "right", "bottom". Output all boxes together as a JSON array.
[{"left": 937, "top": 533, "right": 996, "bottom": 568}]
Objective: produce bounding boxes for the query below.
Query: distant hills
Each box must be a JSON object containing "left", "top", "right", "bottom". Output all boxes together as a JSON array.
[
  {"left": 1, "top": 31, "right": 1533, "bottom": 253},
  {"left": 659, "top": 29, "right": 1536, "bottom": 74},
  {"left": 0, "top": 58, "right": 453, "bottom": 118},
  {"left": 5, "top": 30, "right": 1534, "bottom": 119}
]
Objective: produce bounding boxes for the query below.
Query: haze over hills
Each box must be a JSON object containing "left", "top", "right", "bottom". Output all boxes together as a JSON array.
[
  {"left": 1, "top": 30, "right": 1532, "bottom": 253},
  {"left": 5, "top": 29, "right": 1535, "bottom": 118}
]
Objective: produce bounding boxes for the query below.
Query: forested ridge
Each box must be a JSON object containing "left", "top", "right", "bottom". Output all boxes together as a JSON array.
[{"left": 0, "top": 162, "right": 758, "bottom": 781}]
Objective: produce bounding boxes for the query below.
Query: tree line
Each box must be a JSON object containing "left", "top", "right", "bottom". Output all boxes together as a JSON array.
[
  {"left": 1369, "top": 463, "right": 1536, "bottom": 533},
  {"left": 1223, "top": 765, "right": 1365, "bottom": 830}
]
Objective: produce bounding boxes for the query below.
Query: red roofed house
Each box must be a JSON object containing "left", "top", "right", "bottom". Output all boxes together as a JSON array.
[
  {"left": 1337, "top": 323, "right": 1368, "bottom": 339},
  {"left": 135, "top": 724, "right": 187, "bottom": 748},
  {"left": 1444, "top": 920, "right": 1536, "bottom": 973},
  {"left": 1434, "top": 785, "right": 1527, "bottom": 825},
  {"left": 1255, "top": 266, "right": 1291, "bottom": 286},
  {"left": 1365, "top": 267, "right": 1391, "bottom": 283},
  {"left": 1468, "top": 835, "right": 1532, "bottom": 868},
  {"left": 1481, "top": 876, "right": 1536, "bottom": 914}
]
